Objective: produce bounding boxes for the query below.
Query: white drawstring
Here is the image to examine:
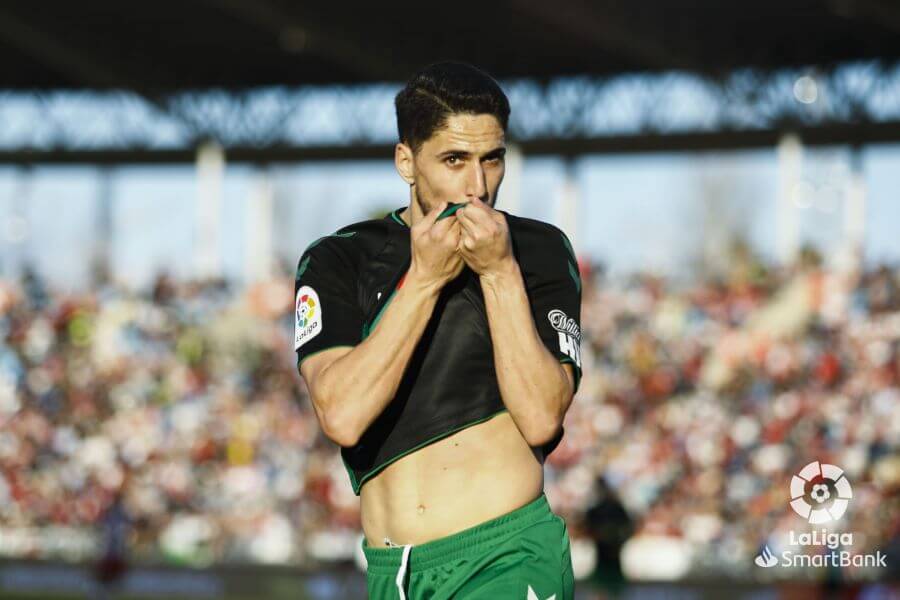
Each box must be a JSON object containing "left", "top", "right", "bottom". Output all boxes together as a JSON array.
[{"left": 395, "top": 544, "right": 412, "bottom": 599}]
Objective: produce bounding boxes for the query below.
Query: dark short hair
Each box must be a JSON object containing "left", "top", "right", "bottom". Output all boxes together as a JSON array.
[{"left": 395, "top": 61, "right": 510, "bottom": 153}]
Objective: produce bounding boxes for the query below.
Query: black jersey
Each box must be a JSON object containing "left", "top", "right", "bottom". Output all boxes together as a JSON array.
[{"left": 293, "top": 206, "right": 583, "bottom": 495}]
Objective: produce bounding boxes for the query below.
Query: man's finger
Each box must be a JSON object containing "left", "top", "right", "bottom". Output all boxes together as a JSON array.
[
  {"left": 459, "top": 233, "right": 469, "bottom": 251},
  {"left": 458, "top": 213, "right": 487, "bottom": 239},
  {"left": 448, "top": 218, "right": 462, "bottom": 240},
  {"left": 458, "top": 202, "right": 490, "bottom": 226},
  {"left": 457, "top": 212, "right": 481, "bottom": 232},
  {"left": 431, "top": 211, "right": 458, "bottom": 236},
  {"left": 457, "top": 212, "right": 472, "bottom": 229},
  {"left": 422, "top": 201, "right": 448, "bottom": 228}
]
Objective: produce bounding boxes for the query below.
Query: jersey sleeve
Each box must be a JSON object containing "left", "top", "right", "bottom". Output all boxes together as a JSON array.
[
  {"left": 293, "top": 238, "right": 365, "bottom": 367},
  {"left": 522, "top": 227, "right": 584, "bottom": 395}
]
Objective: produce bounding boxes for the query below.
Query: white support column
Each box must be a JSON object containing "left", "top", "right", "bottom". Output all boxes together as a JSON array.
[
  {"left": 776, "top": 133, "right": 803, "bottom": 265},
  {"left": 93, "top": 168, "right": 113, "bottom": 284},
  {"left": 1, "top": 168, "right": 32, "bottom": 281},
  {"left": 0, "top": 184, "right": 9, "bottom": 280},
  {"left": 557, "top": 159, "right": 580, "bottom": 254},
  {"left": 498, "top": 143, "right": 523, "bottom": 215},
  {"left": 840, "top": 149, "right": 866, "bottom": 272},
  {"left": 194, "top": 141, "right": 225, "bottom": 280},
  {"left": 244, "top": 168, "right": 274, "bottom": 284}
]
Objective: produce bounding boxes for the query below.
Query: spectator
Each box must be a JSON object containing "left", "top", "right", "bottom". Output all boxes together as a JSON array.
[{"left": 0, "top": 249, "right": 896, "bottom": 582}]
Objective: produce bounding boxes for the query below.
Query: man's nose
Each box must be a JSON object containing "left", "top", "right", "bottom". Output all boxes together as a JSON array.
[{"left": 466, "top": 162, "right": 487, "bottom": 200}]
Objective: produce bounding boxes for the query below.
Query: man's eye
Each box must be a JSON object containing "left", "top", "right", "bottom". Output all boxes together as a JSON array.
[{"left": 445, "top": 156, "right": 461, "bottom": 166}]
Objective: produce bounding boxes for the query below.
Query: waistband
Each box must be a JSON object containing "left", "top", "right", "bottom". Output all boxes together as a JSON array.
[{"left": 362, "top": 492, "right": 554, "bottom": 574}]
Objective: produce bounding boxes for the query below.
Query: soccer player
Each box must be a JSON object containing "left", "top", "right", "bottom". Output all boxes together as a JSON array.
[{"left": 294, "top": 61, "right": 582, "bottom": 599}]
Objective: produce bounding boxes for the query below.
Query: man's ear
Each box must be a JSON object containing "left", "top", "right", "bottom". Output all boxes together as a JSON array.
[{"left": 395, "top": 142, "right": 415, "bottom": 185}]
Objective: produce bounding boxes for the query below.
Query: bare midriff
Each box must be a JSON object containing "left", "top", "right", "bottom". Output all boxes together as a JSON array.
[{"left": 359, "top": 411, "right": 544, "bottom": 548}]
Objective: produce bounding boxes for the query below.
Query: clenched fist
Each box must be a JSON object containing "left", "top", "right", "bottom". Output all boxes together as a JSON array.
[{"left": 456, "top": 198, "right": 514, "bottom": 278}]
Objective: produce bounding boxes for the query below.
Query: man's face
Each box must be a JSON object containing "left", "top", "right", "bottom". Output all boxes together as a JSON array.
[{"left": 406, "top": 113, "right": 506, "bottom": 214}]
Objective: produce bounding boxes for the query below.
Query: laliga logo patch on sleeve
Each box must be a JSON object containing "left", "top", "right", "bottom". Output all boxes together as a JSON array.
[{"left": 295, "top": 286, "right": 323, "bottom": 350}]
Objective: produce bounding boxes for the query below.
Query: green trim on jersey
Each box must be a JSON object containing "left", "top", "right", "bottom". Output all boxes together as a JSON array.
[
  {"left": 560, "top": 233, "right": 581, "bottom": 293},
  {"left": 295, "top": 255, "right": 311, "bottom": 279},
  {"left": 390, "top": 209, "right": 407, "bottom": 227},
  {"left": 341, "top": 451, "right": 361, "bottom": 492},
  {"left": 304, "top": 230, "right": 358, "bottom": 255},
  {"left": 567, "top": 261, "right": 581, "bottom": 293},
  {"left": 391, "top": 203, "right": 473, "bottom": 226},
  {"left": 361, "top": 287, "right": 399, "bottom": 340},
  {"left": 559, "top": 356, "right": 581, "bottom": 394},
  {"left": 438, "top": 202, "right": 464, "bottom": 220},
  {"left": 560, "top": 232, "right": 576, "bottom": 262},
  {"left": 296, "top": 345, "right": 354, "bottom": 369}
]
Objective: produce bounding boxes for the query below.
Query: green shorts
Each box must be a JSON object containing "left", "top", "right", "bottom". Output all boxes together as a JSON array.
[{"left": 361, "top": 492, "right": 574, "bottom": 599}]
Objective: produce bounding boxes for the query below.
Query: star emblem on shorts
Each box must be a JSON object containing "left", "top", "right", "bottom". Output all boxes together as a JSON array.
[{"left": 527, "top": 585, "right": 555, "bottom": 600}]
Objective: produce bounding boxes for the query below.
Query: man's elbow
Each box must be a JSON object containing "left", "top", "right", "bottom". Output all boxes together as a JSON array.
[
  {"left": 524, "top": 419, "right": 562, "bottom": 448},
  {"left": 321, "top": 405, "right": 361, "bottom": 448},
  {"left": 523, "top": 410, "right": 566, "bottom": 447},
  {"left": 309, "top": 388, "right": 360, "bottom": 448},
  {"left": 523, "top": 391, "right": 572, "bottom": 447}
]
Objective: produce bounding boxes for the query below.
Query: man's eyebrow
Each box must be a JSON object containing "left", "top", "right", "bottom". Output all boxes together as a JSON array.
[
  {"left": 437, "top": 149, "right": 471, "bottom": 158},
  {"left": 437, "top": 147, "right": 507, "bottom": 159}
]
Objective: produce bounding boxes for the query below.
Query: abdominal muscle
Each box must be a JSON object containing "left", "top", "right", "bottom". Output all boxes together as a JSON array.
[{"left": 359, "top": 410, "right": 545, "bottom": 548}]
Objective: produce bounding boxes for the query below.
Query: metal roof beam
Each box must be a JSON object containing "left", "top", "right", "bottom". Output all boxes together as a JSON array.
[
  {"left": 0, "top": 7, "right": 208, "bottom": 141},
  {"left": 510, "top": 0, "right": 698, "bottom": 71},
  {"left": 3, "top": 120, "right": 900, "bottom": 165},
  {"left": 0, "top": 7, "right": 133, "bottom": 89},
  {"left": 853, "top": 0, "right": 900, "bottom": 35},
  {"left": 199, "top": 0, "right": 410, "bottom": 81}
]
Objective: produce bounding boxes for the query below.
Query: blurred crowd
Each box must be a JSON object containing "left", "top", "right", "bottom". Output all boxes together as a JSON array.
[
  {"left": 553, "top": 247, "right": 900, "bottom": 582},
  {"left": 0, "top": 244, "right": 898, "bottom": 581}
]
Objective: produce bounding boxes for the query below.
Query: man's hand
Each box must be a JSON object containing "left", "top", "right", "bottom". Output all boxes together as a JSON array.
[
  {"left": 456, "top": 198, "right": 514, "bottom": 279},
  {"left": 407, "top": 201, "right": 465, "bottom": 290}
]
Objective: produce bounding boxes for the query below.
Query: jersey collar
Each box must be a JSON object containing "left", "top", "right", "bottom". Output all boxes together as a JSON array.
[{"left": 388, "top": 207, "right": 409, "bottom": 228}]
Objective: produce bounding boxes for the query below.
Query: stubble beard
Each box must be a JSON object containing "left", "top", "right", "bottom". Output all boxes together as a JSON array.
[{"left": 412, "top": 185, "right": 436, "bottom": 218}]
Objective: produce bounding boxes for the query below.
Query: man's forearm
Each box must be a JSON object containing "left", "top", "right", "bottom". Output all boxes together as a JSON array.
[
  {"left": 480, "top": 259, "right": 572, "bottom": 446},
  {"left": 315, "top": 273, "right": 441, "bottom": 446}
]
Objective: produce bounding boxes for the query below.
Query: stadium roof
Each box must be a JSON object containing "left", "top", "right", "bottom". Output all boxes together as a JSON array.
[
  {"left": 2, "top": 1, "right": 900, "bottom": 163},
  {"left": 2, "top": 0, "right": 900, "bottom": 91}
]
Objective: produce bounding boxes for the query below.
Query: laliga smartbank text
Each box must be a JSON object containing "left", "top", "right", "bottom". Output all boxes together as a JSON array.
[{"left": 773, "top": 529, "right": 887, "bottom": 568}]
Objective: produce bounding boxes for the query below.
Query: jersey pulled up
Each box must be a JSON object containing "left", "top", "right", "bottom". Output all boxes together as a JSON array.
[{"left": 293, "top": 207, "right": 583, "bottom": 495}]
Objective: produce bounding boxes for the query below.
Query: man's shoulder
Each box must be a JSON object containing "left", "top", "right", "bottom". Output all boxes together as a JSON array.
[
  {"left": 504, "top": 212, "right": 574, "bottom": 262},
  {"left": 298, "top": 215, "right": 395, "bottom": 268}
]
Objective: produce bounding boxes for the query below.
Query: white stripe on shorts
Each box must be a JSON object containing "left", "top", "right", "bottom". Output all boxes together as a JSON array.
[{"left": 396, "top": 544, "right": 412, "bottom": 599}]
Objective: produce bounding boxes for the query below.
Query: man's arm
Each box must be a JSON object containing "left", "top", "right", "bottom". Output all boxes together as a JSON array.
[
  {"left": 456, "top": 198, "right": 580, "bottom": 446},
  {"left": 299, "top": 202, "right": 464, "bottom": 447},
  {"left": 479, "top": 260, "right": 575, "bottom": 447},
  {"left": 301, "top": 273, "right": 444, "bottom": 447}
]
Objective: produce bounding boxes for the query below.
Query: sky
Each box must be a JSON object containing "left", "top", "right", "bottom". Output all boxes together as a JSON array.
[{"left": 1, "top": 143, "right": 899, "bottom": 293}]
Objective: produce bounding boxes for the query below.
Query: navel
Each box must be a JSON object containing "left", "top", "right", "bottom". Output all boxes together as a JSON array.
[{"left": 417, "top": 504, "right": 426, "bottom": 515}]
